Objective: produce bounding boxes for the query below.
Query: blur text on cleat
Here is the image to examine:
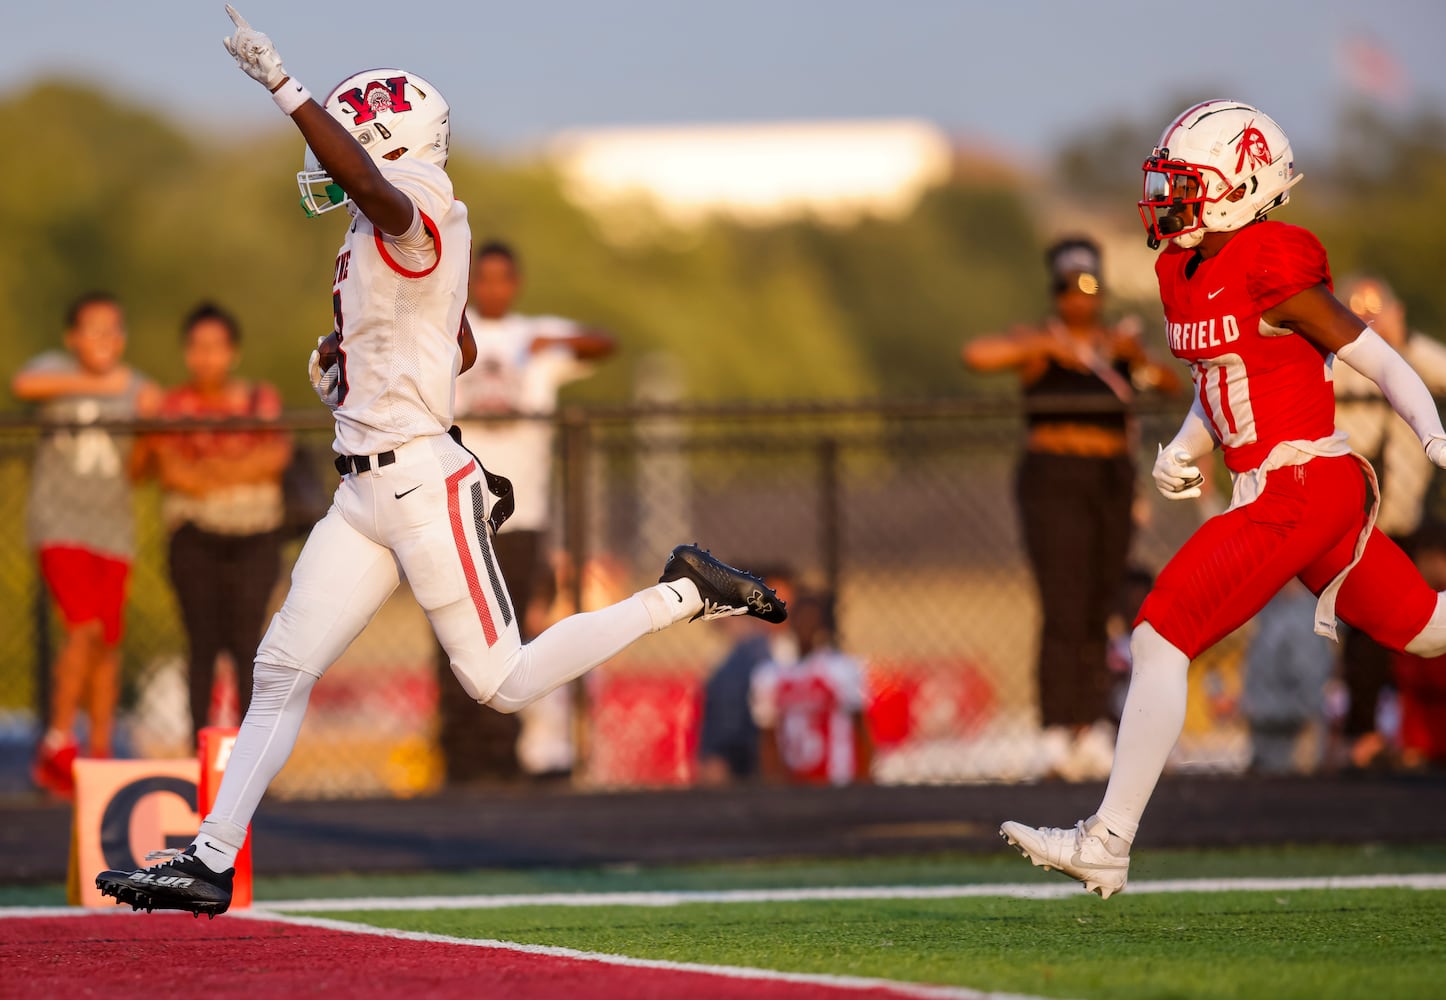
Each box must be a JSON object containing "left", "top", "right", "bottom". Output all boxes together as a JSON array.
[{"left": 95, "top": 848, "right": 234, "bottom": 917}]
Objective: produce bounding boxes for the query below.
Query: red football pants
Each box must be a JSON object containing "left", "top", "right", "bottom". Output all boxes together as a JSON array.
[{"left": 1138, "top": 454, "right": 1436, "bottom": 659}]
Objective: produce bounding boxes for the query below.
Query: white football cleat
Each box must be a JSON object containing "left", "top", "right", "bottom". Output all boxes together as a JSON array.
[{"left": 999, "top": 816, "right": 1130, "bottom": 899}]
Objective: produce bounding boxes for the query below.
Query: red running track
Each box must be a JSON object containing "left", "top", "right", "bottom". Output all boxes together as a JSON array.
[{"left": 2, "top": 913, "right": 951, "bottom": 1000}]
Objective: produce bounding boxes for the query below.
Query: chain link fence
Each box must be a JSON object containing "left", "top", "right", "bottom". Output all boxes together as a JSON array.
[{"left": 4, "top": 396, "right": 1405, "bottom": 799}]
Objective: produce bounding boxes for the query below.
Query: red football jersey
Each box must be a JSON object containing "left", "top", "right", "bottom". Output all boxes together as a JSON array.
[
  {"left": 752, "top": 650, "right": 866, "bottom": 786},
  {"left": 1156, "top": 221, "right": 1336, "bottom": 473}
]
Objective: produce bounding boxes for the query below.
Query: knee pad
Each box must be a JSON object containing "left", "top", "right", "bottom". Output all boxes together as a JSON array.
[
  {"left": 446, "top": 658, "right": 492, "bottom": 704},
  {"left": 486, "top": 692, "right": 527, "bottom": 715},
  {"left": 251, "top": 660, "right": 317, "bottom": 707}
]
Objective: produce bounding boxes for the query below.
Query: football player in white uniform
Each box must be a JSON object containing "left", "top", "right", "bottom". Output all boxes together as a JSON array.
[{"left": 97, "top": 4, "right": 786, "bottom": 918}]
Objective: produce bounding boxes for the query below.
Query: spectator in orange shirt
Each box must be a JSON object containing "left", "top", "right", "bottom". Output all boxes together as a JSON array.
[{"left": 147, "top": 303, "right": 292, "bottom": 742}]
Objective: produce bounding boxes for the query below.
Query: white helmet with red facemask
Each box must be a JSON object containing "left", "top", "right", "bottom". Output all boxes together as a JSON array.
[
  {"left": 297, "top": 68, "right": 450, "bottom": 217},
  {"left": 1138, "top": 100, "right": 1302, "bottom": 250}
]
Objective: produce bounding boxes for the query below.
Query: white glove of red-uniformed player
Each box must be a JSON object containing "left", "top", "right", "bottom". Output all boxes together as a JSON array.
[
  {"left": 221, "top": 4, "right": 289, "bottom": 89},
  {"left": 1153, "top": 444, "right": 1204, "bottom": 501},
  {"left": 1427, "top": 436, "right": 1446, "bottom": 470}
]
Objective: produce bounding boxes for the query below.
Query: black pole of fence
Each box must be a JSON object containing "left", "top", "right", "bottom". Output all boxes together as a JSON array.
[
  {"left": 818, "top": 437, "right": 841, "bottom": 629},
  {"left": 560, "top": 412, "right": 591, "bottom": 630},
  {"left": 559, "top": 410, "right": 592, "bottom": 779}
]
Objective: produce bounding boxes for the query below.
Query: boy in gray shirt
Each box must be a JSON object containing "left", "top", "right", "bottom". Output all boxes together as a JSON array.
[{"left": 12, "top": 292, "right": 157, "bottom": 797}]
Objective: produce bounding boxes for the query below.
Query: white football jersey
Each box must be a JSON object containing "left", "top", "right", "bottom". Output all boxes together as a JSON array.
[
  {"left": 1335, "top": 331, "right": 1446, "bottom": 536},
  {"left": 329, "top": 159, "right": 471, "bottom": 456},
  {"left": 453, "top": 312, "right": 592, "bottom": 531}
]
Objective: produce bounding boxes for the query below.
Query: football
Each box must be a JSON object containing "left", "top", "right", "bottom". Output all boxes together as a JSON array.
[{"left": 318, "top": 332, "right": 340, "bottom": 371}]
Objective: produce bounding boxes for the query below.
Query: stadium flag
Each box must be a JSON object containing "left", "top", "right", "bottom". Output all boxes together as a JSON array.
[
  {"left": 1341, "top": 29, "right": 1410, "bottom": 106},
  {"left": 68, "top": 758, "right": 200, "bottom": 906},
  {"left": 199, "top": 726, "right": 253, "bottom": 908}
]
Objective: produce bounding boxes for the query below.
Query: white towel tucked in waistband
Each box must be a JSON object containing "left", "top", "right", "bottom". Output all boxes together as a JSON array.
[{"left": 1225, "top": 431, "right": 1378, "bottom": 642}]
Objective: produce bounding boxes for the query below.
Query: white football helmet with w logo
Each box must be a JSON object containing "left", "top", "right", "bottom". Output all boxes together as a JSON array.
[
  {"left": 1138, "top": 100, "right": 1302, "bottom": 249},
  {"left": 298, "top": 67, "right": 450, "bottom": 217}
]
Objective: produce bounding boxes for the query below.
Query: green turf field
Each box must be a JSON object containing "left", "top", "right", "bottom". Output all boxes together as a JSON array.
[{"left": 316, "top": 888, "right": 1446, "bottom": 1000}]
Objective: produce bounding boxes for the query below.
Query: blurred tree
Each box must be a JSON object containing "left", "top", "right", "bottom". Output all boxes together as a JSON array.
[
  {"left": 0, "top": 81, "right": 338, "bottom": 399},
  {"left": 1050, "top": 93, "right": 1208, "bottom": 203},
  {"left": 1303, "top": 103, "right": 1446, "bottom": 335},
  {"left": 793, "top": 182, "right": 1041, "bottom": 397},
  {"left": 5, "top": 80, "right": 1443, "bottom": 411}
]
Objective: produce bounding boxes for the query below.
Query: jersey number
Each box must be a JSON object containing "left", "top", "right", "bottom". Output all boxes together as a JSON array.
[
  {"left": 1191, "top": 354, "right": 1257, "bottom": 447},
  {"left": 778, "top": 712, "right": 826, "bottom": 773},
  {"left": 332, "top": 291, "right": 350, "bottom": 405}
]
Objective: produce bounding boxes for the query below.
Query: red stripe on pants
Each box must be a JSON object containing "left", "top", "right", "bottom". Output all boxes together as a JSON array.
[{"left": 446, "top": 461, "right": 498, "bottom": 647}]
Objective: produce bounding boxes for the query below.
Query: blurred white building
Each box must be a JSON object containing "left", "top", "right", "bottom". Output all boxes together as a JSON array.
[{"left": 548, "top": 118, "right": 955, "bottom": 237}]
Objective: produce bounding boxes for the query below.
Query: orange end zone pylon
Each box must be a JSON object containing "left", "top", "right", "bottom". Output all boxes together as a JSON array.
[
  {"left": 198, "top": 726, "right": 252, "bottom": 909},
  {"left": 68, "top": 728, "right": 252, "bottom": 908}
]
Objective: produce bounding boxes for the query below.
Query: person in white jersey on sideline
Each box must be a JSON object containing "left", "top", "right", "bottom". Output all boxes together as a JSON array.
[{"left": 441, "top": 239, "right": 617, "bottom": 785}]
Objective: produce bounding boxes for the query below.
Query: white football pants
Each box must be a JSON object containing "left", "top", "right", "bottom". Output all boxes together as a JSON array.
[{"left": 199, "top": 432, "right": 694, "bottom": 854}]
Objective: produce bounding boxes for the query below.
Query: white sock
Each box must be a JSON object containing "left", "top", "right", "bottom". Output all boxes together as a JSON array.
[
  {"left": 488, "top": 584, "right": 697, "bottom": 714},
  {"left": 41, "top": 728, "right": 71, "bottom": 750},
  {"left": 642, "top": 578, "right": 703, "bottom": 628},
  {"left": 1094, "top": 622, "right": 1190, "bottom": 845},
  {"left": 1082, "top": 814, "right": 1133, "bottom": 857},
  {"left": 194, "top": 661, "right": 317, "bottom": 873},
  {"left": 190, "top": 834, "right": 237, "bottom": 874}
]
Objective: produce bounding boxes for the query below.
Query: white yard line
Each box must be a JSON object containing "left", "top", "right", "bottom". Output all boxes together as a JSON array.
[
  {"left": 230, "top": 907, "right": 1048, "bottom": 1000},
  {"left": 6, "top": 873, "right": 1446, "bottom": 921}
]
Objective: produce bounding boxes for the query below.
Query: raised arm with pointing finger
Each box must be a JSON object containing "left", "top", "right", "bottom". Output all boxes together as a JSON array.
[{"left": 221, "top": 4, "right": 422, "bottom": 235}]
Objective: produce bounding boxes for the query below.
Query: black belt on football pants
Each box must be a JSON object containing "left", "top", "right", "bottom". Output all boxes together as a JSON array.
[
  {"left": 333, "top": 432, "right": 513, "bottom": 535},
  {"left": 334, "top": 451, "right": 396, "bottom": 476}
]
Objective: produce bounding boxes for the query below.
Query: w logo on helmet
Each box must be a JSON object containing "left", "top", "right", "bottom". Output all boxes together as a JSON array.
[
  {"left": 336, "top": 76, "right": 413, "bottom": 126},
  {"left": 1234, "top": 121, "right": 1272, "bottom": 173}
]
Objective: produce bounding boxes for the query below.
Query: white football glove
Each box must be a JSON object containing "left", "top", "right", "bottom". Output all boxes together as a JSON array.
[
  {"left": 308, "top": 338, "right": 341, "bottom": 410},
  {"left": 221, "top": 5, "right": 289, "bottom": 90},
  {"left": 1153, "top": 444, "right": 1205, "bottom": 501},
  {"left": 1428, "top": 436, "right": 1446, "bottom": 469}
]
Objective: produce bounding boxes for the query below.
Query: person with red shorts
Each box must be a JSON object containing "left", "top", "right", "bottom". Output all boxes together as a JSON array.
[
  {"left": 12, "top": 292, "right": 158, "bottom": 797},
  {"left": 1001, "top": 100, "right": 1446, "bottom": 898}
]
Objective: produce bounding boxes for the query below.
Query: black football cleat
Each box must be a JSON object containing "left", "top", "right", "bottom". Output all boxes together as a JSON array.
[
  {"left": 659, "top": 544, "right": 788, "bottom": 624},
  {"left": 96, "top": 848, "right": 233, "bottom": 918}
]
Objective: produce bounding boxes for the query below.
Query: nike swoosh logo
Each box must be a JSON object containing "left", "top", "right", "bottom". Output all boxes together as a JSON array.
[
  {"left": 664, "top": 584, "right": 684, "bottom": 603},
  {"left": 393, "top": 485, "right": 422, "bottom": 500},
  {"left": 1207, "top": 287, "right": 1226, "bottom": 300}
]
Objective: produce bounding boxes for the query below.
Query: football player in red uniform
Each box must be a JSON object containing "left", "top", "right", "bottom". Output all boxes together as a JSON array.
[{"left": 1001, "top": 100, "right": 1446, "bottom": 898}]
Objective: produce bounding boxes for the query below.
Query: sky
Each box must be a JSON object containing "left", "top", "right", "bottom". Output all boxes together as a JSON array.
[{"left": 4, "top": 0, "right": 1445, "bottom": 162}]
